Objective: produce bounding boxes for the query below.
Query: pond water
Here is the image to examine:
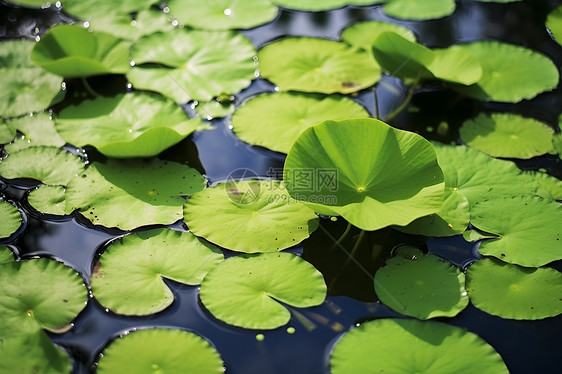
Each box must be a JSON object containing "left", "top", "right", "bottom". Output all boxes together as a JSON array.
[{"left": 1, "top": 1, "right": 561, "bottom": 373}]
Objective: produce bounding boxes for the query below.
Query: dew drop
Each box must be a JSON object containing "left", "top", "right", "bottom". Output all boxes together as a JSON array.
[
  {"left": 126, "top": 83, "right": 132, "bottom": 89},
  {"left": 35, "top": 35, "right": 40, "bottom": 42},
  {"left": 228, "top": 124, "right": 233, "bottom": 129},
  {"left": 83, "top": 21, "right": 90, "bottom": 28},
  {"left": 163, "top": 6, "right": 170, "bottom": 13},
  {"left": 104, "top": 308, "right": 109, "bottom": 313},
  {"left": 461, "top": 291, "right": 468, "bottom": 296},
  {"left": 254, "top": 70, "right": 260, "bottom": 78},
  {"left": 224, "top": 8, "right": 232, "bottom": 16},
  {"left": 55, "top": 1, "right": 61, "bottom": 7},
  {"left": 130, "top": 60, "right": 136, "bottom": 67},
  {"left": 61, "top": 82, "right": 67, "bottom": 90},
  {"left": 206, "top": 116, "right": 213, "bottom": 121},
  {"left": 274, "top": 86, "right": 280, "bottom": 92},
  {"left": 130, "top": 20, "right": 137, "bottom": 27},
  {"left": 29, "top": 112, "right": 34, "bottom": 117},
  {"left": 172, "top": 19, "right": 179, "bottom": 26},
  {"left": 128, "top": 128, "right": 133, "bottom": 133}
]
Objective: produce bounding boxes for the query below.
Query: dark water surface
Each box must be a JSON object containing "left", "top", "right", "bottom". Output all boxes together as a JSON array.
[{"left": 1, "top": 1, "right": 561, "bottom": 373}]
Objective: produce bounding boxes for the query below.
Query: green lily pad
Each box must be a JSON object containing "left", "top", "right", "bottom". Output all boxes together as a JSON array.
[
  {"left": 56, "top": 93, "right": 200, "bottom": 158},
  {"left": 466, "top": 258, "right": 562, "bottom": 320},
  {"left": 127, "top": 29, "right": 256, "bottom": 103},
  {"left": 470, "top": 196, "right": 562, "bottom": 267},
  {"left": 449, "top": 41, "right": 559, "bottom": 102},
  {"left": 97, "top": 328, "right": 224, "bottom": 374},
  {"left": 383, "top": 0, "right": 456, "bottom": 21},
  {"left": 167, "top": 0, "right": 278, "bottom": 30},
  {"left": 341, "top": 20, "right": 416, "bottom": 54},
  {"left": 330, "top": 318, "right": 508, "bottom": 374},
  {"left": 374, "top": 247, "right": 468, "bottom": 319},
  {"left": 272, "top": 0, "right": 379, "bottom": 11},
  {"left": 61, "top": 0, "right": 156, "bottom": 22},
  {"left": 199, "top": 252, "right": 327, "bottom": 329},
  {"left": 3, "top": 113, "right": 65, "bottom": 153},
  {"left": 0, "top": 146, "right": 85, "bottom": 185},
  {"left": 528, "top": 172, "right": 562, "bottom": 200},
  {"left": 0, "top": 199, "right": 22, "bottom": 239},
  {"left": 258, "top": 37, "right": 380, "bottom": 94},
  {"left": 27, "top": 185, "right": 66, "bottom": 216},
  {"left": 65, "top": 158, "right": 206, "bottom": 230},
  {"left": 91, "top": 228, "right": 223, "bottom": 315},
  {"left": 0, "top": 40, "right": 64, "bottom": 117},
  {"left": 184, "top": 180, "right": 319, "bottom": 253},
  {"left": 372, "top": 32, "right": 482, "bottom": 85},
  {"left": 231, "top": 92, "right": 369, "bottom": 154},
  {"left": 31, "top": 24, "right": 130, "bottom": 78},
  {"left": 547, "top": 6, "right": 562, "bottom": 45},
  {"left": 284, "top": 118, "right": 444, "bottom": 231},
  {"left": 460, "top": 113, "right": 554, "bottom": 159}
]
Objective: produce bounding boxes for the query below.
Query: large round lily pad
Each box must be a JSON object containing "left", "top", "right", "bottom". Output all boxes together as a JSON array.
[
  {"left": 65, "top": 158, "right": 206, "bottom": 230},
  {"left": 56, "top": 93, "right": 200, "bottom": 158},
  {"left": 258, "top": 37, "right": 380, "bottom": 94},
  {"left": 97, "top": 328, "right": 224, "bottom": 374},
  {"left": 340, "top": 20, "right": 416, "bottom": 54},
  {"left": 0, "top": 146, "right": 85, "bottom": 185},
  {"left": 272, "top": 0, "right": 378, "bottom": 11},
  {"left": 0, "top": 199, "right": 22, "bottom": 239},
  {"left": 128, "top": 29, "right": 256, "bottom": 103},
  {"left": 449, "top": 41, "right": 559, "bottom": 102},
  {"left": 199, "top": 252, "right": 327, "bottom": 329},
  {"left": 31, "top": 24, "right": 130, "bottom": 78},
  {"left": 547, "top": 6, "right": 562, "bottom": 45},
  {"left": 184, "top": 180, "right": 319, "bottom": 253},
  {"left": 0, "top": 40, "right": 64, "bottom": 117},
  {"left": 460, "top": 113, "right": 554, "bottom": 159},
  {"left": 466, "top": 258, "right": 562, "bottom": 320},
  {"left": 91, "top": 228, "right": 223, "bottom": 315},
  {"left": 470, "top": 196, "right": 562, "bottom": 267},
  {"left": 330, "top": 318, "right": 508, "bottom": 374},
  {"left": 284, "top": 118, "right": 444, "bottom": 231},
  {"left": 167, "top": 0, "right": 278, "bottom": 30},
  {"left": 3, "top": 113, "right": 65, "bottom": 153},
  {"left": 231, "top": 92, "right": 369, "bottom": 154},
  {"left": 383, "top": 0, "right": 456, "bottom": 21},
  {"left": 27, "top": 185, "right": 66, "bottom": 216},
  {"left": 374, "top": 247, "right": 468, "bottom": 319}
]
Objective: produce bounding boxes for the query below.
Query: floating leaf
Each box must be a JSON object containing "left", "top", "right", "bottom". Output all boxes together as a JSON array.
[
  {"left": 91, "top": 228, "right": 223, "bottom": 315},
  {"left": 27, "top": 185, "right": 66, "bottom": 216},
  {"left": 460, "top": 113, "right": 554, "bottom": 159},
  {"left": 0, "top": 146, "right": 85, "bottom": 185},
  {"left": 341, "top": 20, "right": 416, "bottom": 54},
  {"left": 0, "top": 199, "right": 22, "bottom": 239},
  {"left": 184, "top": 180, "right": 319, "bottom": 253},
  {"left": 470, "top": 196, "right": 562, "bottom": 267},
  {"left": 31, "top": 24, "right": 130, "bottom": 78},
  {"left": 383, "top": 0, "right": 456, "bottom": 21},
  {"left": 199, "top": 252, "right": 327, "bottom": 329},
  {"left": 284, "top": 118, "right": 444, "bottom": 231},
  {"left": 97, "top": 328, "right": 224, "bottom": 374},
  {"left": 466, "top": 258, "right": 562, "bottom": 320},
  {"left": 330, "top": 318, "right": 508, "bottom": 373},
  {"left": 0, "top": 40, "right": 64, "bottom": 117},
  {"left": 258, "top": 37, "right": 380, "bottom": 94},
  {"left": 528, "top": 172, "right": 562, "bottom": 200},
  {"left": 231, "top": 92, "right": 369, "bottom": 154},
  {"left": 128, "top": 29, "right": 256, "bottom": 103},
  {"left": 167, "top": 0, "right": 279, "bottom": 30},
  {"left": 65, "top": 158, "right": 206, "bottom": 230},
  {"left": 449, "top": 41, "right": 559, "bottom": 102},
  {"left": 272, "top": 0, "right": 379, "bottom": 11},
  {"left": 56, "top": 93, "right": 200, "bottom": 158},
  {"left": 547, "top": 6, "right": 562, "bottom": 45},
  {"left": 4, "top": 112, "right": 65, "bottom": 153},
  {"left": 61, "top": 0, "right": 156, "bottom": 21},
  {"left": 196, "top": 100, "right": 235, "bottom": 119}
]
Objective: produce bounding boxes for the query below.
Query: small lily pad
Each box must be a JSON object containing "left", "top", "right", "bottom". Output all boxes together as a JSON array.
[
  {"left": 383, "top": 0, "right": 456, "bottom": 21},
  {"left": 65, "top": 158, "right": 206, "bottom": 230},
  {"left": 31, "top": 24, "right": 130, "bottom": 78},
  {"left": 184, "top": 180, "right": 319, "bottom": 253},
  {"left": 56, "top": 93, "right": 200, "bottom": 158},
  {"left": 0, "top": 146, "right": 85, "bottom": 185},
  {"left": 470, "top": 196, "right": 562, "bottom": 267},
  {"left": 330, "top": 318, "right": 508, "bottom": 374},
  {"left": 284, "top": 118, "right": 444, "bottom": 231},
  {"left": 466, "top": 258, "right": 562, "bottom": 320},
  {"left": 199, "top": 252, "right": 327, "bottom": 329},
  {"left": 460, "top": 113, "right": 554, "bottom": 159},
  {"left": 258, "top": 37, "right": 381, "bottom": 94},
  {"left": 91, "top": 228, "right": 223, "bottom": 315},
  {"left": 374, "top": 247, "right": 468, "bottom": 319},
  {"left": 272, "top": 0, "right": 378, "bottom": 11},
  {"left": 97, "top": 328, "right": 224, "bottom": 374},
  {"left": 167, "top": 0, "right": 279, "bottom": 30},
  {"left": 3, "top": 112, "right": 65, "bottom": 153},
  {"left": 341, "top": 20, "right": 416, "bottom": 54},
  {"left": 27, "top": 185, "right": 66, "bottom": 216},
  {"left": 0, "top": 199, "right": 22, "bottom": 239},
  {"left": 547, "top": 6, "right": 562, "bottom": 45},
  {"left": 450, "top": 41, "right": 559, "bottom": 102},
  {"left": 128, "top": 29, "right": 256, "bottom": 103},
  {"left": 231, "top": 92, "right": 369, "bottom": 154},
  {"left": 0, "top": 40, "right": 64, "bottom": 117}
]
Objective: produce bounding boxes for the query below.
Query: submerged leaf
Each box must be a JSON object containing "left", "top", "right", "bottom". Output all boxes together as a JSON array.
[
  {"left": 199, "top": 252, "right": 327, "bottom": 329},
  {"left": 184, "top": 180, "right": 319, "bottom": 253},
  {"left": 466, "top": 258, "right": 562, "bottom": 320},
  {"left": 383, "top": 0, "right": 456, "bottom": 21},
  {"left": 231, "top": 92, "right": 369, "bottom": 154},
  {"left": 0, "top": 199, "right": 22, "bottom": 239},
  {"left": 330, "top": 318, "right": 508, "bottom": 374},
  {"left": 284, "top": 118, "right": 444, "bottom": 231},
  {"left": 27, "top": 185, "right": 66, "bottom": 216},
  {"left": 3, "top": 112, "right": 65, "bottom": 153}
]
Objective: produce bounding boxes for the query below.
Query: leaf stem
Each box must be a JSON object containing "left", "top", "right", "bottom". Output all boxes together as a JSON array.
[
  {"left": 372, "top": 86, "right": 380, "bottom": 119},
  {"left": 343, "top": 229, "right": 365, "bottom": 268},
  {"left": 383, "top": 81, "right": 418, "bottom": 123},
  {"left": 329, "top": 221, "right": 352, "bottom": 251},
  {"left": 81, "top": 77, "right": 100, "bottom": 97}
]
